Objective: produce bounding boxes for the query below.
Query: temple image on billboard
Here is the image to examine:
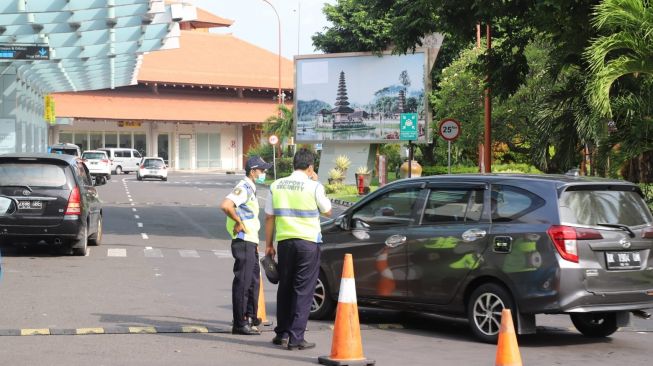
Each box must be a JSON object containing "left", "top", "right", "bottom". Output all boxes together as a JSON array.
[
  {"left": 317, "top": 71, "right": 373, "bottom": 131},
  {"left": 295, "top": 52, "right": 427, "bottom": 143}
]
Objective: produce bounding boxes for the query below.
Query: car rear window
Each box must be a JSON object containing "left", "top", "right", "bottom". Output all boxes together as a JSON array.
[
  {"left": 52, "top": 148, "right": 78, "bottom": 156},
  {"left": 143, "top": 160, "right": 164, "bottom": 168},
  {"left": 559, "top": 187, "right": 653, "bottom": 227},
  {"left": 82, "top": 152, "right": 106, "bottom": 160},
  {"left": 0, "top": 163, "right": 67, "bottom": 187}
]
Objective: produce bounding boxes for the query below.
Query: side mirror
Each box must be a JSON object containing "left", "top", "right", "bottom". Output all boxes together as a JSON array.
[
  {"left": 0, "top": 196, "right": 17, "bottom": 217},
  {"left": 335, "top": 215, "right": 349, "bottom": 230}
]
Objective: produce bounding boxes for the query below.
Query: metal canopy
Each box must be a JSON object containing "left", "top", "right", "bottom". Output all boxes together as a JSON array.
[{"left": 0, "top": 0, "right": 195, "bottom": 93}]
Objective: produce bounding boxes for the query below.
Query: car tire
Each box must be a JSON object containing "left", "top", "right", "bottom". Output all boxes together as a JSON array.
[
  {"left": 72, "top": 225, "right": 88, "bottom": 256},
  {"left": 115, "top": 166, "right": 122, "bottom": 175},
  {"left": 570, "top": 313, "right": 618, "bottom": 338},
  {"left": 467, "top": 282, "right": 516, "bottom": 343},
  {"left": 162, "top": 177, "right": 167, "bottom": 181},
  {"left": 137, "top": 175, "right": 142, "bottom": 181},
  {"left": 89, "top": 215, "right": 102, "bottom": 246},
  {"left": 310, "top": 271, "right": 336, "bottom": 320}
]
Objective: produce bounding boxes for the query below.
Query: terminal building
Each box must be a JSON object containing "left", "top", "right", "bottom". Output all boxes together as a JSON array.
[
  {"left": 0, "top": 3, "right": 293, "bottom": 172},
  {"left": 52, "top": 7, "right": 293, "bottom": 171}
]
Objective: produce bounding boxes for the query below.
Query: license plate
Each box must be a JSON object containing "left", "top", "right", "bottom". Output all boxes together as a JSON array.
[
  {"left": 18, "top": 200, "right": 43, "bottom": 210},
  {"left": 149, "top": 170, "right": 158, "bottom": 174},
  {"left": 605, "top": 251, "right": 641, "bottom": 270},
  {"left": 90, "top": 161, "right": 98, "bottom": 165}
]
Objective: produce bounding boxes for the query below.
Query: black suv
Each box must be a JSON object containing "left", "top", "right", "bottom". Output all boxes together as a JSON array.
[
  {"left": 311, "top": 174, "right": 653, "bottom": 342},
  {"left": 0, "top": 154, "right": 104, "bottom": 256}
]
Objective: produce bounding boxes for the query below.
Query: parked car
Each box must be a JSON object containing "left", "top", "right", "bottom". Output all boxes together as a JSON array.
[
  {"left": 97, "top": 148, "right": 142, "bottom": 175},
  {"left": 311, "top": 174, "right": 653, "bottom": 342},
  {"left": 81, "top": 150, "right": 111, "bottom": 183},
  {"left": 0, "top": 153, "right": 105, "bottom": 256},
  {"left": 137, "top": 157, "right": 168, "bottom": 181},
  {"left": 50, "top": 143, "right": 81, "bottom": 157}
]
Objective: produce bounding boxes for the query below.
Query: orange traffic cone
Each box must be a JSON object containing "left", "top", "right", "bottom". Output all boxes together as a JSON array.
[
  {"left": 257, "top": 271, "right": 272, "bottom": 326},
  {"left": 375, "top": 248, "right": 395, "bottom": 296},
  {"left": 318, "top": 254, "right": 375, "bottom": 366},
  {"left": 495, "top": 309, "right": 522, "bottom": 366}
]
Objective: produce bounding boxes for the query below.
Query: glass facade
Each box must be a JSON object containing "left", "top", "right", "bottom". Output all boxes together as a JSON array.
[
  {"left": 196, "top": 133, "right": 221, "bottom": 168},
  {"left": 58, "top": 131, "right": 147, "bottom": 155}
]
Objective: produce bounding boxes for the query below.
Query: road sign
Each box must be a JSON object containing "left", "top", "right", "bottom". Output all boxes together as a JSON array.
[
  {"left": 268, "top": 135, "right": 279, "bottom": 145},
  {"left": 438, "top": 119, "right": 461, "bottom": 141},
  {"left": 400, "top": 113, "right": 418, "bottom": 141},
  {"left": 0, "top": 44, "right": 50, "bottom": 60}
]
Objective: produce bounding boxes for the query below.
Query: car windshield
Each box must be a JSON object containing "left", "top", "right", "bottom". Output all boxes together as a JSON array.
[
  {"left": 0, "top": 163, "right": 67, "bottom": 187},
  {"left": 82, "top": 152, "right": 106, "bottom": 160},
  {"left": 52, "top": 148, "right": 78, "bottom": 156},
  {"left": 559, "top": 188, "right": 653, "bottom": 227},
  {"left": 144, "top": 160, "right": 164, "bottom": 168}
]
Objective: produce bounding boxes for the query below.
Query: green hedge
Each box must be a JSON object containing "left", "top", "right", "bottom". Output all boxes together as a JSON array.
[{"left": 421, "top": 163, "right": 542, "bottom": 176}]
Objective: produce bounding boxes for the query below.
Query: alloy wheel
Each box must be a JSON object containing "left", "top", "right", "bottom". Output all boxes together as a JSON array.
[
  {"left": 312, "top": 277, "right": 326, "bottom": 313},
  {"left": 472, "top": 292, "right": 505, "bottom": 336}
]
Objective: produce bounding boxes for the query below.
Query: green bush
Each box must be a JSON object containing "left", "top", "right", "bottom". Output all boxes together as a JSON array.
[
  {"left": 421, "top": 163, "right": 542, "bottom": 176},
  {"left": 246, "top": 143, "right": 273, "bottom": 162}
]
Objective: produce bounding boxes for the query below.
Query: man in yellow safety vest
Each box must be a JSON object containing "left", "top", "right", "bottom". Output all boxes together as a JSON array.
[{"left": 265, "top": 148, "right": 332, "bottom": 350}]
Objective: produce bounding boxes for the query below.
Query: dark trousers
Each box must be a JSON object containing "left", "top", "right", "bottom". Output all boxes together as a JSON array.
[
  {"left": 231, "top": 239, "right": 260, "bottom": 328},
  {"left": 274, "top": 239, "right": 320, "bottom": 344}
]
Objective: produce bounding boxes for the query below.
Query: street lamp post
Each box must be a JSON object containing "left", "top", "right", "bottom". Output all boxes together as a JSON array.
[{"left": 262, "top": 0, "right": 282, "bottom": 110}]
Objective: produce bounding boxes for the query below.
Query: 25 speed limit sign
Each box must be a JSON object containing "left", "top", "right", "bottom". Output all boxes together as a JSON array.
[{"left": 438, "top": 119, "right": 461, "bottom": 141}]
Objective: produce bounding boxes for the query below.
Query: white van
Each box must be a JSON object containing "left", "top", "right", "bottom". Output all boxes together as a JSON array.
[{"left": 98, "top": 148, "right": 142, "bottom": 175}]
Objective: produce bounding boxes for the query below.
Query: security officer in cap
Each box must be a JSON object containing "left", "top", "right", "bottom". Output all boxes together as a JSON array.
[
  {"left": 220, "top": 156, "right": 272, "bottom": 335},
  {"left": 265, "top": 148, "right": 332, "bottom": 350}
]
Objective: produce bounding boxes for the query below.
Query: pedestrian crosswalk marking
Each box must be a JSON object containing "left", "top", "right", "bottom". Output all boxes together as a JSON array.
[
  {"left": 179, "top": 250, "right": 199, "bottom": 258},
  {"left": 108, "top": 248, "right": 127, "bottom": 257},
  {"left": 144, "top": 248, "right": 163, "bottom": 258},
  {"left": 141, "top": 233, "right": 149, "bottom": 239},
  {"left": 213, "top": 249, "right": 232, "bottom": 258}
]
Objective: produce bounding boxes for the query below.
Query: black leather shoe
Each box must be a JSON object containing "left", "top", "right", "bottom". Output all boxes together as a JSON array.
[
  {"left": 272, "top": 335, "right": 289, "bottom": 347},
  {"left": 250, "top": 317, "right": 263, "bottom": 327},
  {"left": 287, "top": 340, "right": 316, "bottom": 350},
  {"left": 232, "top": 325, "right": 260, "bottom": 335}
]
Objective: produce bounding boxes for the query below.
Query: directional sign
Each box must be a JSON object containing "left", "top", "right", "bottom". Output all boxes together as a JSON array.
[
  {"left": 0, "top": 44, "right": 50, "bottom": 60},
  {"left": 400, "top": 113, "right": 418, "bottom": 141},
  {"left": 439, "top": 118, "right": 461, "bottom": 141}
]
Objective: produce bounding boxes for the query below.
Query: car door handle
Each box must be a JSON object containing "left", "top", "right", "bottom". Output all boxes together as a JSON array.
[
  {"left": 462, "top": 228, "right": 486, "bottom": 242},
  {"left": 385, "top": 235, "right": 406, "bottom": 248}
]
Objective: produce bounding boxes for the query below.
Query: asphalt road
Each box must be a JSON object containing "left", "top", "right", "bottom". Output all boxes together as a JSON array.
[{"left": 0, "top": 172, "right": 651, "bottom": 366}]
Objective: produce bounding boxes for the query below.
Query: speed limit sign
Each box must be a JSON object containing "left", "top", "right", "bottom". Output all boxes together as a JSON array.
[
  {"left": 438, "top": 119, "right": 461, "bottom": 141},
  {"left": 268, "top": 135, "right": 279, "bottom": 145}
]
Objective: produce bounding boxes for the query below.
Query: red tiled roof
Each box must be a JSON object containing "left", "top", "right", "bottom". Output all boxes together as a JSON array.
[
  {"left": 193, "top": 8, "right": 233, "bottom": 28},
  {"left": 138, "top": 31, "right": 293, "bottom": 90},
  {"left": 54, "top": 91, "right": 283, "bottom": 123}
]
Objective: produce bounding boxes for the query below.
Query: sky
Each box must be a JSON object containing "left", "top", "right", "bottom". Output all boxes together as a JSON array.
[{"left": 192, "top": 0, "right": 337, "bottom": 60}]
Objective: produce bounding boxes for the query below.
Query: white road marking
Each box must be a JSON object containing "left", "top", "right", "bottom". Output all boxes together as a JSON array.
[
  {"left": 141, "top": 233, "right": 149, "bottom": 239},
  {"left": 132, "top": 208, "right": 137, "bottom": 212},
  {"left": 137, "top": 222, "right": 143, "bottom": 228},
  {"left": 128, "top": 198, "right": 133, "bottom": 202},
  {"left": 134, "top": 215, "right": 140, "bottom": 219},
  {"left": 213, "top": 249, "right": 232, "bottom": 258},
  {"left": 144, "top": 248, "right": 163, "bottom": 258},
  {"left": 179, "top": 250, "right": 199, "bottom": 258},
  {"left": 85, "top": 248, "right": 91, "bottom": 257},
  {"left": 108, "top": 248, "right": 127, "bottom": 257}
]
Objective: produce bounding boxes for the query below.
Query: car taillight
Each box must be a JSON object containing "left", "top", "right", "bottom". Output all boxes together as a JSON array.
[
  {"left": 101, "top": 159, "right": 110, "bottom": 164},
  {"left": 547, "top": 225, "right": 602, "bottom": 263},
  {"left": 140, "top": 165, "right": 145, "bottom": 170},
  {"left": 65, "top": 187, "right": 82, "bottom": 215},
  {"left": 641, "top": 227, "right": 653, "bottom": 238}
]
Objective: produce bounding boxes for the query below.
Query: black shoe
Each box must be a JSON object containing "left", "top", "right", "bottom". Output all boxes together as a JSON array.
[
  {"left": 250, "top": 317, "right": 263, "bottom": 327},
  {"left": 287, "top": 340, "right": 316, "bottom": 350},
  {"left": 272, "top": 335, "right": 289, "bottom": 347},
  {"left": 232, "top": 325, "right": 260, "bottom": 335}
]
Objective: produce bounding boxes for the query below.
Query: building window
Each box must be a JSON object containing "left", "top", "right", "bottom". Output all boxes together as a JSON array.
[
  {"left": 104, "top": 132, "right": 117, "bottom": 148},
  {"left": 133, "top": 133, "right": 146, "bottom": 156},
  {"left": 119, "top": 132, "right": 131, "bottom": 148},
  {"left": 89, "top": 132, "right": 103, "bottom": 150},
  {"left": 74, "top": 132, "right": 89, "bottom": 151},
  {"left": 196, "top": 133, "right": 221, "bottom": 168},
  {"left": 59, "top": 132, "right": 73, "bottom": 144}
]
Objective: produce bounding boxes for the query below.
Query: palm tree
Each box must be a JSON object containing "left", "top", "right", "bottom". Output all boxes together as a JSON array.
[
  {"left": 263, "top": 104, "right": 294, "bottom": 142},
  {"left": 585, "top": 0, "right": 653, "bottom": 118}
]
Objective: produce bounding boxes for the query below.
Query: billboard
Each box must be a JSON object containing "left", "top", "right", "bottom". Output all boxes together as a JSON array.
[{"left": 295, "top": 50, "right": 430, "bottom": 143}]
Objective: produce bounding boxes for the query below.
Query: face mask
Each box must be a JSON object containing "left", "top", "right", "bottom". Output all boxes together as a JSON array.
[{"left": 255, "top": 172, "right": 266, "bottom": 184}]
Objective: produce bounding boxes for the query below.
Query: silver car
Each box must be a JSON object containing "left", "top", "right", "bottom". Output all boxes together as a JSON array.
[{"left": 312, "top": 174, "right": 653, "bottom": 342}]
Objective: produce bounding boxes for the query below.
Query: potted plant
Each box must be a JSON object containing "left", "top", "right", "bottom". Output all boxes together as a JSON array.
[
  {"left": 328, "top": 167, "right": 344, "bottom": 185},
  {"left": 334, "top": 155, "right": 352, "bottom": 176},
  {"left": 354, "top": 165, "right": 372, "bottom": 194}
]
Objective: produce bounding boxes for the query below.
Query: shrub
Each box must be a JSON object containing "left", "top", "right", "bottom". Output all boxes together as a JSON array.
[
  {"left": 335, "top": 155, "right": 352, "bottom": 172},
  {"left": 356, "top": 165, "right": 371, "bottom": 174}
]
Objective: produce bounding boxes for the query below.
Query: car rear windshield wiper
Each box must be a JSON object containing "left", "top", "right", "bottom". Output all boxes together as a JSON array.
[
  {"left": 1, "top": 184, "right": 33, "bottom": 192},
  {"left": 597, "top": 223, "right": 635, "bottom": 238}
]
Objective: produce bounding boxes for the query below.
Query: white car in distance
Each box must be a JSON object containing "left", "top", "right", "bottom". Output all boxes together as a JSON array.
[
  {"left": 137, "top": 157, "right": 168, "bottom": 181},
  {"left": 81, "top": 150, "right": 111, "bottom": 183}
]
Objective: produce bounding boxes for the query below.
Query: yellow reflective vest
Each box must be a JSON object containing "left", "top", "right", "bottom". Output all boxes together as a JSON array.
[
  {"left": 270, "top": 176, "right": 322, "bottom": 243},
  {"left": 226, "top": 180, "right": 260, "bottom": 243}
]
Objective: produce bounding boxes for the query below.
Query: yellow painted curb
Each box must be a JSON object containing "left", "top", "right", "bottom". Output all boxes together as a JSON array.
[
  {"left": 76, "top": 328, "right": 105, "bottom": 335},
  {"left": 20, "top": 328, "right": 50, "bottom": 336},
  {"left": 128, "top": 326, "right": 157, "bottom": 334},
  {"left": 181, "top": 326, "right": 208, "bottom": 333}
]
